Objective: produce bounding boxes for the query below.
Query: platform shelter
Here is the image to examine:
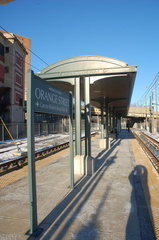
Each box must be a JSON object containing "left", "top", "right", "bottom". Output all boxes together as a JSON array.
[{"left": 37, "top": 55, "right": 137, "bottom": 175}]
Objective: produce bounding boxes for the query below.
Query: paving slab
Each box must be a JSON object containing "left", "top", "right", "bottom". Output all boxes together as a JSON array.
[{"left": 0, "top": 130, "right": 156, "bottom": 240}]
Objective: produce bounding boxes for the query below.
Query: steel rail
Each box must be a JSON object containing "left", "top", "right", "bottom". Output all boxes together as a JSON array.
[
  {"left": 140, "top": 132, "right": 159, "bottom": 150},
  {"left": 133, "top": 131, "right": 159, "bottom": 173},
  {"left": 0, "top": 132, "right": 97, "bottom": 176}
]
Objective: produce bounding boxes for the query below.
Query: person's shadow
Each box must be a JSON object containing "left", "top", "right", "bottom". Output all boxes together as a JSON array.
[{"left": 126, "top": 165, "right": 156, "bottom": 240}]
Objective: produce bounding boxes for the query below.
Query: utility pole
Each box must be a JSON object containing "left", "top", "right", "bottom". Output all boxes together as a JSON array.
[
  {"left": 150, "top": 92, "right": 154, "bottom": 134},
  {"left": 155, "top": 74, "right": 158, "bottom": 132},
  {"left": 149, "top": 95, "right": 152, "bottom": 133},
  {"left": 145, "top": 93, "right": 147, "bottom": 130},
  {"left": 152, "top": 90, "right": 155, "bottom": 134}
]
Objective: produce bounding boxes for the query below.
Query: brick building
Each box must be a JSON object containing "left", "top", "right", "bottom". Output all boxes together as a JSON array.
[
  {"left": 0, "top": 31, "right": 31, "bottom": 122},
  {"left": 12, "top": 33, "right": 31, "bottom": 101}
]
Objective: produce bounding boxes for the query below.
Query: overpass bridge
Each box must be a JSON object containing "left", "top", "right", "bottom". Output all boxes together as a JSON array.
[
  {"left": 127, "top": 106, "right": 159, "bottom": 132},
  {"left": 89, "top": 105, "right": 159, "bottom": 133},
  {"left": 128, "top": 106, "right": 157, "bottom": 118}
]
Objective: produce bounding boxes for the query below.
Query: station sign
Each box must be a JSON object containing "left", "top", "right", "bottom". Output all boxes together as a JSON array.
[
  {"left": 33, "top": 75, "right": 70, "bottom": 115},
  {"left": 27, "top": 70, "right": 73, "bottom": 234}
]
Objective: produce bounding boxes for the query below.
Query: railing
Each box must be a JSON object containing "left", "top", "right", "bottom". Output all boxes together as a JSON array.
[
  {"left": 0, "top": 122, "right": 67, "bottom": 141},
  {"left": 0, "top": 121, "right": 100, "bottom": 141}
]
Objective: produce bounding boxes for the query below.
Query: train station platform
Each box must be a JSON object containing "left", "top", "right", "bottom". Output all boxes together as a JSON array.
[{"left": 0, "top": 129, "right": 159, "bottom": 240}]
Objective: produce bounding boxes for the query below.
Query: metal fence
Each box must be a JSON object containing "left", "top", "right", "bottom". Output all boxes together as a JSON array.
[
  {"left": 0, "top": 121, "right": 100, "bottom": 142},
  {"left": 0, "top": 122, "right": 67, "bottom": 141}
]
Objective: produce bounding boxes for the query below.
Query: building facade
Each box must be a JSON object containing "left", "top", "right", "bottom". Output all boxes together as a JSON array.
[
  {"left": 0, "top": 31, "right": 28, "bottom": 122},
  {"left": 13, "top": 33, "right": 31, "bottom": 101}
]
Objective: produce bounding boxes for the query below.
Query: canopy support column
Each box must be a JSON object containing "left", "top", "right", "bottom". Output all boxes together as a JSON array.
[
  {"left": 69, "top": 92, "right": 74, "bottom": 188},
  {"left": 109, "top": 106, "right": 112, "bottom": 132},
  {"left": 101, "top": 99, "right": 104, "bottom": 139},
  {"left": 105, "top": 97, "right": 110, "bottom": 149},
  {"left": 84, "top": 76, "right": 94, "bottom": 175},
  {"left": 74, "top": 77, "right": 84, "bottom": 175},
  {"left": 75, "top": 77, "right": 81, "bottom": 155},
  {"left": 99, "top": 98, "right": 106, "bottom": 149},
  {"left": 113, "top": 107, "right": 116, "bottom": 129}
]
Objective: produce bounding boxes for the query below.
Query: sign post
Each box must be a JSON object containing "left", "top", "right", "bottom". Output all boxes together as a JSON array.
[
  {"left": 69, "top": 92, "right": 74, "bottom": 188},
  {"left": 27, "top": 70, "right": 73, "bottom": 235},
  {"left": 27, "top": 70, "right": 37, "bottom": 234}
]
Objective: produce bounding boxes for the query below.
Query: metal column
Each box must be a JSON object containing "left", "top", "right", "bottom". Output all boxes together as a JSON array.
[
  {"left": 75, "top": 77, "right": 82, "bottom": 155},
  {"left": 113, "top": 107, "right": 116, "bottom": 129},
  {"left": 152, "top": 91, "right": 155, "bottom": 134},
  {"left": 101, "top": 99, "right": 104, "bottom": 139},
  {"left": 109, "top": 106, "right": 112, "bottom": 131},
  {"left": 85, "top": 76, "right": 91, "bottom": 156},
  {"left": 150, "top": 95, "right": 154, "bottom": 133},
  {"left": 27, "top": 70, "right": 37, "bottom": 234},
  {"left": 105, "top": 97, "right": 109, "bottom": 149},
  {"left": 116, "top": 112, "right": 118, "bottom": 131},
  {"left": 69, "top": 92, "right": 74, "bottom": 188},
  {"left": 84, "top": 76, "right": 94, "bottom": 175}
]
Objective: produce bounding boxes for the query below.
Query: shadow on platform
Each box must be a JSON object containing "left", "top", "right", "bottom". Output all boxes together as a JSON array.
[
  {"left": 28, "top": 130, "right": 156, "bottom": 240},
  {"left": 126, "top": 165, "right": 156, "bottom": 240},
  {"left": 119, "top": 129, "right": 136, "bottom": 139},
  {"left": 28, "top": 137, "right": 121, "bottom": 240}
]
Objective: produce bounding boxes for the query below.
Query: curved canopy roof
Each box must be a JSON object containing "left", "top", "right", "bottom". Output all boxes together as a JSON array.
[{"left": 37, "top": 55, "right": 137, "bottom": 116}]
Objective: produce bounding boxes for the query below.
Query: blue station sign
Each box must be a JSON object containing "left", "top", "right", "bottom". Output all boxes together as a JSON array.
[{"left": 33, "top": 75, "right": 70, "bottom": 115}]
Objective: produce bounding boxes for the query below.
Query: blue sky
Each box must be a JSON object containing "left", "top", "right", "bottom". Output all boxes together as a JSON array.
[{"left": 0, "top": 0, "right": 159, "bottom": 105}]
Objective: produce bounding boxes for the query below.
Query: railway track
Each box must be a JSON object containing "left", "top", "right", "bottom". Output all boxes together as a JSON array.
[
  {"left": 0, "top": 132, "right": 97, "bottom": 176},
  {"left": 133, "top": 130, "right": 159, "bottom": 173}
]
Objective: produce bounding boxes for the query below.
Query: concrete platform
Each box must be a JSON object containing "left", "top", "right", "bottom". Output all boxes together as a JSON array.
[{"left": 0, "top": 130, "right": 158, "bottom": 240}]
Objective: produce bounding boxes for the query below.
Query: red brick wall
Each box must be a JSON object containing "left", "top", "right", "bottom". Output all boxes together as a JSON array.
[
  {"left": 0, "top": 64, "right": 4, "bottom": 83},
  {"left": 15, "top": 70, "right": 23, "bottom": 88},
  {"left": 14, "top": 89, "right": 23, "bottom": 106}
]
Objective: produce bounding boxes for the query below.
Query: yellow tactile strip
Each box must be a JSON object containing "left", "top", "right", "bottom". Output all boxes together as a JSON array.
[{"left": 130, "top": 137, "right": 159, "bottom": 239}]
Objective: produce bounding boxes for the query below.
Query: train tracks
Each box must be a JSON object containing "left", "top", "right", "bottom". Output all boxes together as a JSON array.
[
  {"left": 1, "top": 130, "right": 158, "bottom": 176},
  {"left": 133, "top": 130, "right": 159, "bottom": 173},
  {"left": 0, "top": 132, "right": 97, "bottom": 176}
]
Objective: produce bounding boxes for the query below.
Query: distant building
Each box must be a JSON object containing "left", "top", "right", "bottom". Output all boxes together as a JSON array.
[
  {"left": 12, "top": 33, "right": 31, "bottom": 101},
  {"left": 0, "top": 31, "right": 29, "bottom": 122},
  {"left": 0, "top": 30, "right": 31, "bottom": 101}
]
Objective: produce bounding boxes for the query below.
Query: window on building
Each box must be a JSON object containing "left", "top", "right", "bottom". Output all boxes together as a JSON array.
[
  {"left": 0, "top": 43, "right": 4, "bottom": 57},
  {"left": 19, "top": 98, "right": 23, "bottom": 106},
  {"left": 15, "top": 90, "right": 23, "bottom": 106},
  {"left": 5, "top": 47, "right": 9, "bottom": 53},
  {"left": 0, "top": 64, "right": 4, "bottom": 82},
  {"left": 4, "top": 67, "right": 9, "bottom": 73},
  {"left": 15, "top": 51, "right": 23, "bottom": 70}
]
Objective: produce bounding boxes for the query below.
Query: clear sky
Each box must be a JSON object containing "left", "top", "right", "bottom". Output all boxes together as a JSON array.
[{"left": 0, "top": 0, "right": 159, "bottom": 105}]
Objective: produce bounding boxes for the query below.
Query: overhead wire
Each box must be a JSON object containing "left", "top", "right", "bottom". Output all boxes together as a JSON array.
[
  {"left": 0, "top": 25, "right": 49, "bottom": 71},
  {"left": 136, "top": 72, "right": 159, "bottom": 106},
  {"left": 7, "top": 50, "right": 41, "bottom": 72},
  {"left": 139, "top": 76, "right": 157, "bottom": 103}
]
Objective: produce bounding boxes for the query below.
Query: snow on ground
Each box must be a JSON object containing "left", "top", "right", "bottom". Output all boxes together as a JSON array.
[
  {"left": 0, "top": 133, "right": 69, "bottom": 163},
  {"left": 1, "top": 129, "right": 158, "bottom": 163},
  {"left": 143, "top": 130, "right": 159, "bottom": 141}
]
